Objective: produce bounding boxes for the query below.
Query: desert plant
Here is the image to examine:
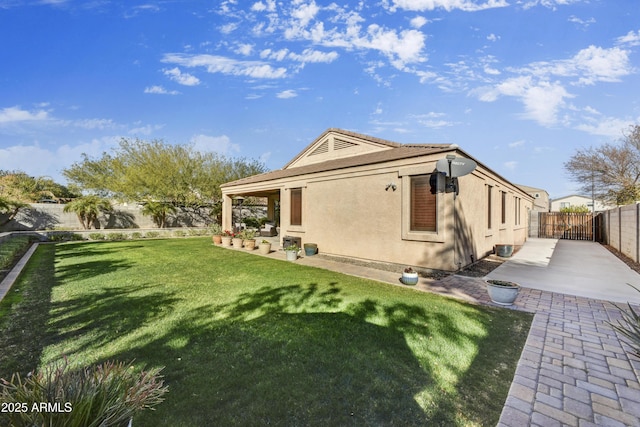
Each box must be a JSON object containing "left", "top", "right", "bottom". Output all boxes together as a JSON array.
[
  {"left": 141, "top": 200, "right": 176, "bottom": 228},
  {"left": 107, "top": 232, "right": 127, "bottom": 241},
  {"left": 0, "top": 358, "right": 168, "bottom": 427},
  {"left": 63, "top": 196, "right": 112, "bottom": 230},
  {"left": 609, "top": 284, "right": 640, "bottom": 359},
  {"left": 209, "top": 223, "right": 222, "bottom": 236}
]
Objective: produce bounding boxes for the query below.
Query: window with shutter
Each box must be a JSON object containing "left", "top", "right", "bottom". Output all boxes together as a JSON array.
[
  {"left": 410, "top": 175, "right": 436, "bottom": 232},
  {"left": 290, "top": 188, "right": 302, "bottom": 226}
]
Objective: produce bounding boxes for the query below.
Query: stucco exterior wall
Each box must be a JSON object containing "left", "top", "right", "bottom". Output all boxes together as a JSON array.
[{"left": 222, "top": 150, "right": 533, "bottom": 271}]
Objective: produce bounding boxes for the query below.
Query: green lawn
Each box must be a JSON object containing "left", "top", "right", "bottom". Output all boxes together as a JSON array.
[{"left": 0, "top": 238, "right": 532, "bottom": 426}]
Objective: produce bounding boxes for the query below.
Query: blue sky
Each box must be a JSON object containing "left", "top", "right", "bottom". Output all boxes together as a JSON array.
[{"left": 1, "top": 0, "right": 639, "bottom": 199}]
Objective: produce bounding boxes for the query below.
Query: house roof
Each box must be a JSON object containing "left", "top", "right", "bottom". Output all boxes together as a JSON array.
[
  {"left": 221, "top": 143, "right": 454, "bottom": 188},
  {"left": 282, "top": 128, "right": 404, "bottom": 169}
]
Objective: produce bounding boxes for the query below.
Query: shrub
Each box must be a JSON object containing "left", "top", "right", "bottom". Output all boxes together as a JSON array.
[
  {"left": 131, "top": 232, "right": 143, "bottom": 240},
  {"left": 88, "top": 233, "right": 105, "bottom": 241},
  {"left": 0, "top": 358, "right": 168, "bottom": 427},
  {"left": 145, "top": 231, "right": 160, "bottom": 239},
  {"left": 107, "top": 233, "right": 127, "bottom": 241},
  {"left": 610, "top": 284, "right": 640, "bottom": 359},
  {"left": 47, "top": 232, "right": 84, "bottom": 242},
  {"left": 172, "top": 230, "right": 186, "bottom": 238}
]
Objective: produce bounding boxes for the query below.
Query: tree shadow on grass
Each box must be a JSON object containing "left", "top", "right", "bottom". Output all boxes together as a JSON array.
[
  {"left": 43, "top": 284, "right": 180, "bottom": 360},
  {"left": 101, "top": 282, "right": 520, "bottom": 426}
]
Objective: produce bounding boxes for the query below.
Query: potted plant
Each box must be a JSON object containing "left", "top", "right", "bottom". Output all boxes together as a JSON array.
[
  {"left": 401, "top": 267, "right": 419, "bottom": 285},
  {"left": 495, "top": 244, "right": 514, "bottom": 257},
  {"left": 304, "top": 243, "right": 318, "bottom": 256},
  {"left": 221, "top": 230, "right": 234, "bottom": 247},
  {"left": 232, "top": 232, "right": 244, "bottom": 249},
  {"left": 241, "top": 229, "right": 257, "bottom": 250},
  {"left": 210, "top": 223, "right": 223, "bottom": 244},
  {"left": 258, "top": 239, "right": 272, "bottom": 255},
  {"left": 285, "top": 244, "right": 299, "bottom": 261},
  {"left": 486, "top": 279, "right": 520, "bottom": 305}
]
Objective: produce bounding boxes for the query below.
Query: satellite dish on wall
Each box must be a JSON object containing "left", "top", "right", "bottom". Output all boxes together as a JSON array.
[{"left": 436, "top": 156, "right": 477, "bottom": 178}]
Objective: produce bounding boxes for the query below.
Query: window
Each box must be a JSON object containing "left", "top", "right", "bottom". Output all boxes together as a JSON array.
[
  {"left": 290, "top": 188, "right": 302, "bottom": 226},
  {"left": 410, "top": 176, "right": 436, "bottom": 232},
  {"left": 501, "top": 191, "right": 506, "bottom": 225},
  {"left": 514, "top": 196, "right": 521, "bottom": 225},
  {"left": 487, "top": 185, "right": 493, "bottom": 229}
]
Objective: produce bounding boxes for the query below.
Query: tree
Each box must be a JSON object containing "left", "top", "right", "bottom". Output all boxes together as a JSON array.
[
  {"left": 63, "top": 138, "right": 267, "bottom": 208},
  {"left": 63, "top": 196, "right": 112, "bottom": 229},
  {"left": 559, "top": 205, "right": 590, "bottom": 213},
  {"left": 141, "top": 200, "right": 177, "bottom": 228},
  {"left": 564, "top": 125, "right": 640, "bottom": 206},
  {"left": 0, "top": 197, "right": 28, "bottom": 227}
]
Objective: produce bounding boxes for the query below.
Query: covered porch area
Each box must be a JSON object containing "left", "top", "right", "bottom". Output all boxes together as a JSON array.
[{"left": 221, "top": 188, "right": 281, "bottom": 236}]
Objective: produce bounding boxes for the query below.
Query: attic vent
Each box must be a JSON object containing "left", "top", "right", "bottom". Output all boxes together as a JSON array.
[
  {"left": 309, "top": 140, "right": 329, "bottom": 156},
  {"left": 334, "top": 138, "right": 358, "bottom": 150}
]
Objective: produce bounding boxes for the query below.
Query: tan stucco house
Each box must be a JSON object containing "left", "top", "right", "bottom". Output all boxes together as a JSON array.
[{"left": 220, "top": 129, "right": 534, "bottom": 271}]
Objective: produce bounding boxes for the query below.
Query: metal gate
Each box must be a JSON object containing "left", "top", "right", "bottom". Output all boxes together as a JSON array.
[{"left": 538, "top": 212, "right": 601, "bottom": 241}]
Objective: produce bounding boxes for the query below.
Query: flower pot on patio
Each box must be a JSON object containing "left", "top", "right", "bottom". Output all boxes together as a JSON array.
[
  {"left": 486, "top": 280, "right": 520, "bottom": 305},
  {"left": 304, "top": 243, "right": 317, "bottom": 256},
  {"left": 258, "top": 240, "right": 272, "bottom": 255},
  {"left": 495, "top": 244, "right": 514, "bottom": 258},
  {"left": 244, "top": 239, "right": 256, "bottom": 250},
  {"left": 221, "top": 236, "right": 232, "bottom": 247},
  {"left": 401, "top": 268, "right": 419, "bottom": 285},
  {"left": 232, "top": 237, "right": 243, "bottom": 249},
  {"left": 212, "top": 235, "right": 222, "bottom": 245},
  {"left": 285, "top": 244, "right": 298, "bottom": 261}
]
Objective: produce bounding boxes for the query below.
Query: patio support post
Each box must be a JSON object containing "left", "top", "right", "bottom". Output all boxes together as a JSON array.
[{"left": 221, "top": 193, "right": 233, "bottom": 232}]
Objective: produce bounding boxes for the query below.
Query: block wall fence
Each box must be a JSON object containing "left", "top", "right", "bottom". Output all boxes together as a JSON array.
[{"left": 600, "top": 203, "right": 640, "bottom": 264}]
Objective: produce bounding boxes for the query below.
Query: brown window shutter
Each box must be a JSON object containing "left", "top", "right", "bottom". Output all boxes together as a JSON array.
[
  {"left": 291, "top": 188, "right": 302, "bottom": 226},
  {"left": 410, "top": 176, "right": 436, "bottom": 232}
]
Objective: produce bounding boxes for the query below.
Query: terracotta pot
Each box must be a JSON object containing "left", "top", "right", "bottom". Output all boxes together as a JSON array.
[
  {"left": 244, "top": 239, "right": 256, "bottom": 250},
  {"left": 258, "top": 243, "right": 271, "bottom": 255},
  {"left": 212, "top": 235, "right": 222, "bottom": 244}
]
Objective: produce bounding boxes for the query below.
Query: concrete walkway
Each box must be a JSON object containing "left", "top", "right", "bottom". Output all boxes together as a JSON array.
[{"left": 487, "top": 238, "right": 640, "bottom": 304}]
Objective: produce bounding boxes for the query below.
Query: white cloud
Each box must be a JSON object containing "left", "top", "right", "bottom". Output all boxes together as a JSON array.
[
  {"left": 477, "top": 76, "right": 572, "bottom": 126},
  {"left": 574, "top": 116, "right": 638, "bottom": 137},
  {"left": 386, "top": 0, "right": 509, "bottom": 12},
  {"left": 235, "top": 43, "right": 254, "bottom": 56},
  {"left": 163, "top": 67, "right": 201, "bottom": 86},
  {"left": 288, "top": 48, "right": 339, "bottom": 64},
  {"left": 504, "top": 161, "right": 517, "bottom": 170},
  {"left": 568, "top": 15, "right": 595, "bottom": 29},
  {"left": 128, "top": 123, "right": 165, "bottom": 135},
  {"left": 162, "top": 53, "right": 288, "bottom": 79},
  {"left": 487, "top": 33, "right": 499, "bottom": 42},
  {"left": 617, "top": 30, "right": 640, "bottom": 47},
  {"left": 144, "top": 85, "right": 180, "bottom": 95},
  {"left": 276, "top": 89, "right": 298, "bottom": 98},
  {"left": 0, "top": 137, "right": 118, "bottom": 183},
  {"left": 508, "top": 140, "right": 525, "bottom": 148},
  {"left": 0, "top": 106, "right": 49, "bottom": 123},
  {"left": 191, "top": 134, "right": 240, "bottom": 155},
  {"left": 410, "top": 16, "right": 428, "bottom": 29}
]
